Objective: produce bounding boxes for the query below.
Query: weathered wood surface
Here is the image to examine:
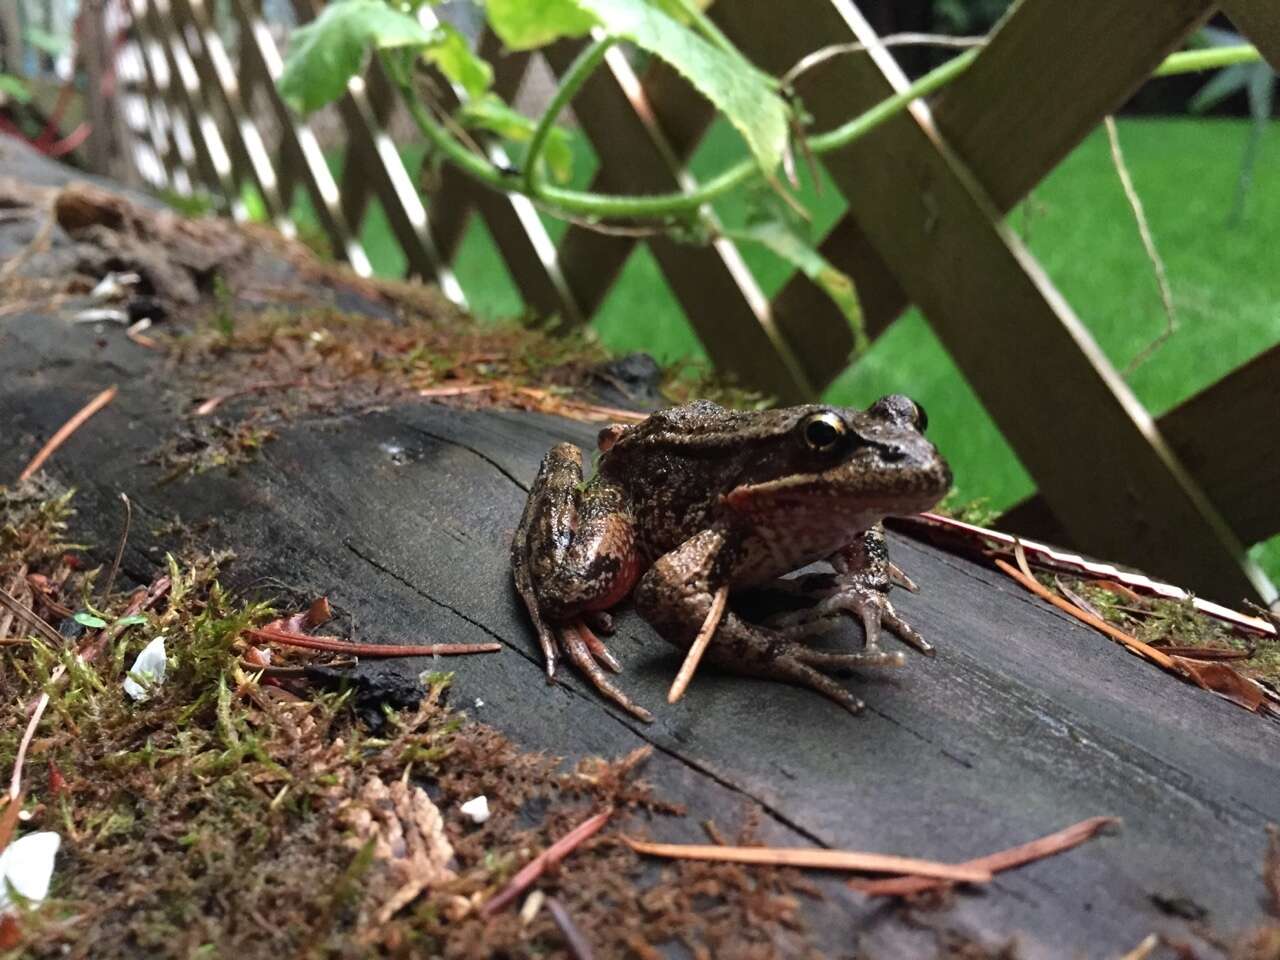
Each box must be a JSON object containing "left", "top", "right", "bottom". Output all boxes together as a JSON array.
[{"left": 3, "top": 153, "right": 1280, "bottom": 958}]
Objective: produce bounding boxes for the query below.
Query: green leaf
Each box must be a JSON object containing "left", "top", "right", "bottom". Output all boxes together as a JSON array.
[
  {"left": 575, "top": 0, "right": 787, "bottom": 177},
  {"left": 727, "top": 220, "right": 868, "bottom": 355},
  {"left": 541, "top": 129, "right": 575, "bottom": 184},
  {"left": 25, "top": 27, "right": 66, "bottom": 56},
  {"left": 74, "top": 612, "right": 108, "bottom": 629},
  {"left": 458, "top": 93, "right": 537, "bottom": 140},
  {"left": 486, "top": 0, "right": 788, "bottom": 177},
  {"left": 0, "top": 74, "right": 31, "bottom": 104},
  {"left": 279, "top": 0, "right": 436, "bottom": 114},
  {"left": 427, "top": 22, "right": 492, "bottom": 98},
  {"left": 115, "top": 614, "right": 148, "bottom": 628},
  {"left": 484, "top": 0, "right": 596, "bottom": 51},
  {"left": 458, "top": 94, "right": 575, "bottom": 182}
]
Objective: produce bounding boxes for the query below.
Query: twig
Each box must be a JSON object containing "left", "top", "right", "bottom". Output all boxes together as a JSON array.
[
  {"left": 194, "top": 379, "right": 308, "bottom": 416},
  {"left": 1159, "top": 646, "right": 1252, "bottom": 662},
  {"left": 418, "top": 383, "right": 492, "bottom": 398},
  {"left": 101, "top": 492, "right": 131, "bottom": 602},
  {"left": 482, "top": 808, "right": 613, "bottom": 916},
  {"left": 18, "top": 385, "right": 118, "bottom": 481},
  {"left": 622, "top": 837, "right": 992, "bottom": 883},
  {"left": 781, "top": 33, "right": 986, "bottom": 88},
  {"left": 246, "top": 626, "right": 500, "bottom": 658},
  {"left": 905, "top": 513, "right": 1276, "bottom": 639},
  {"left": 513, "top": 388, "right": 647, "bottom": 424},
  {"left": 9, "top": 688, "right": 51, "bottom": 801},
  {"left": 667, "top": 585, "right": 728, "bottom": 704},
  {"left": 997, "top": 559, "right": 1269, "bottom": 712},
  {"left": 1105, "top": 116, "right": 1177, "bottom": 376},
  {"left": 546, "top": 897, "right": 595, "bottom": 960},
  {"left": 0, "top": 585, "right": 65, "bottom": 647},
  {"left": 1119, "top": 934, "right": 1161, "bottom": 960},
  {"left": 994, "top": 558, "right": 1181, "bottom": 672},
  {"left": 847, "top": 816, "right": 1118, "bottom": 897}
]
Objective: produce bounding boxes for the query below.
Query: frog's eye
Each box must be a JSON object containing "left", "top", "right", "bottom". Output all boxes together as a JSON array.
[
  {"left": 802, "top": 412, "right": 846, "bottom": 453},
  {"left": 912, "top": 402, "right": 929, "bottom": 432},
  {"left": 871, "top": 394, "right": 928, "bottom": 431}
]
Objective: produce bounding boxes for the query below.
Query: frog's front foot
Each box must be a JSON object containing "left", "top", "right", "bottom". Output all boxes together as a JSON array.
[
  {"left": 767, "top": 581, "right": 932, "bottom": 660},
  {"left": 766, "top": 525, "right": 934, "bottom": 660}
]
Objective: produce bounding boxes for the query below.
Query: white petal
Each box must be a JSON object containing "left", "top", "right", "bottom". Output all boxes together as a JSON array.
[
  {"left": 0, "top": 831, "right": 60, "bottom": 912},
  {"left": 459, "top": 795, "right": 490, "bottom": 824},
  {"left": 123, "top": 636, "right": 168, "bottom": 701}
]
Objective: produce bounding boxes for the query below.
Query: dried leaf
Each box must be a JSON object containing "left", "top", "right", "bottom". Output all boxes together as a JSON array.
[
  {"left": 1173, "top": 657, "right": 1265, "bottom": 712},
  {"left": 342, "top": 776, "right": 456, "bottom": 923}
]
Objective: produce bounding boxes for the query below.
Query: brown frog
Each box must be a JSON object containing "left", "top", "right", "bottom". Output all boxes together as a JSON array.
[{"left": 511, "top": 396, "right": 952, "bottom": 721}]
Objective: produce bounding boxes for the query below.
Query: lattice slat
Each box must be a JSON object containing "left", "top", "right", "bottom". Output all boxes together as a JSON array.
[
  {"left": 169, "top": 0, "right": 294, "bottom": 233},
  {"left": 120, "top": 38, "right": 188, "bottom": 190},
  {"left": 423, "top": 29, "right": 530, "bottom": 266},
  {"left": 131, "top": 0, "right": 228, "bottom": 202},
  {"left": 287, "top": 0, "right": 459, "bottom": 294},
  {"left": 1220, "top": 0, "right": 1280, "bottom": 70},
  {"left": 411, "top": 14, "right": 582, "bottom": 325},
  {"left": 715, "top": 0, "right": 1270, "bottom": 603},
  {"left": 226, "top": 0, "right": 371, "bottom": 274},
  {"left": 1003, "top": 342, "right": 1280, "bottom": 548},
  {"left": 769, "top": 0, "right": 1215, "bottom": 344}
]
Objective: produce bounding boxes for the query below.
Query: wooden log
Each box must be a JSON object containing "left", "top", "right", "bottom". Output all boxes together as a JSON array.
[{"left": 3, "top": 144, "right": 1280, "bottom": 952}]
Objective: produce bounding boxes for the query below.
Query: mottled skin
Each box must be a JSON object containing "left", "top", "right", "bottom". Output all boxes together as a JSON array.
[{"left": 511, "top": 396, "right": 953, "bottom": 721}]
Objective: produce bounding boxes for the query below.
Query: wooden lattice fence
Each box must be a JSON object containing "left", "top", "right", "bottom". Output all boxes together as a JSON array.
[{"left": 36, "top": 0, "right": 1280, "bottom": 606}]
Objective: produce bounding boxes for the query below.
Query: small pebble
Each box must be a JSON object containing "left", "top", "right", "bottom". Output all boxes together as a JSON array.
[{"left": 460, "top": 795, "right": 490, "bottom": 824}]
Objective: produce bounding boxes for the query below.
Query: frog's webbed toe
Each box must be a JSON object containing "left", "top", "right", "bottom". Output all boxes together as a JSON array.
[
  {"left": 557, "top": 622, "right": 653, "bottom": 723},
  {"left": 694, "top": 613, "right": 868, "bottom": 714},
  {"left": 768, "top": 586, "right": 934, "bottom": 658}
]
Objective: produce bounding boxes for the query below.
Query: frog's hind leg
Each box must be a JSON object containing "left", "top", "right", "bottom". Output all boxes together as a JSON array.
[
  {"left": 559, "top": 623, "right": 653, "bottom": 722},
  {"left": 694, "top": 615, "right": 870, "bottom": 715},
  {"left": 636, "top": 528, "right": 873, "bottom": 715},
  {"left": 572, "top": 618, "right": 621, "bottom": 673}
]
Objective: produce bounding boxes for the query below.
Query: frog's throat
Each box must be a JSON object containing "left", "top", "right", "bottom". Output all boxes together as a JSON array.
[{"left": 722, "top": 476, "right": 945, "bottom": 518}]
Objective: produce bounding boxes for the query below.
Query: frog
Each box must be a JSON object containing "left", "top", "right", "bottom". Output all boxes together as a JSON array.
[{"left": 510, "top": 395, "right": 952, "bottom": 722}]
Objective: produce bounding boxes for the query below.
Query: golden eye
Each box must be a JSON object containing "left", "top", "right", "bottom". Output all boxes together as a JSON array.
[{"left": 802, "top": 412, "right": 845, "bottom": 452}]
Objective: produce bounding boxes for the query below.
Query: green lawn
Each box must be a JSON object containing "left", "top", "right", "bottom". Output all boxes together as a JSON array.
[{"left": 308, "top": 117, "right": 1280, "bottom": 579}]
